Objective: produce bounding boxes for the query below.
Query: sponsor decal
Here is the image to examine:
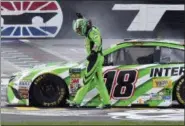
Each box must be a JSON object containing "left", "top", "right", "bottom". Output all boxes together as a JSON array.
[
  {"left": 71, "top": 78, "right": 80, "bottom": 84},
  {"left": 137, "top": 95, "right": 151, "bottom": 104},
  {"left": 69, "top": 69, "right": 81, "bottom": 95},
  {"left": 112, "top": 4, "right": 184, "bottom": 31},
  {"left": 153, "top": 79, "right": 172, "bottom": 88},
  {"left": 19, "top": 80, "right": 31, "bottom": 87},
  {"left": 150, "top": 88, "right": 172, "bottom": 101},
  {"left": 71, "top": 73, "right": 81, "bottom": 78},
  {"left": 18, "top": 87, "right": 29, "bottom": 99},
  {"left": 18, "top": 80, "right": 31, "bottom": 99},
  {"left": 150, "top": 67, "right": 184, "bottom": 77},
  {"left": 150, "top": 93, "right": 162, "bottom": 100},
  {"left": 1, "top": 1, "right": 63, "bottom": 38},
  {"left": 69, "top": 68, "right": 81, "bottom": 74},
  {"left": 138, "top": 98, "right": 144, "bottom": 104},
  {"left": 69, "top": 74, "right": 81, "bottom": 96},
  {"left": 163, "top": 96, "right": 171, "bottom": 100}
]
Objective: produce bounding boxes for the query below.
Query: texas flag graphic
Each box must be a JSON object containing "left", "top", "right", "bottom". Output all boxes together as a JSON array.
[{"left": 1, "top": 1, "right": 63, "bottom": 38}]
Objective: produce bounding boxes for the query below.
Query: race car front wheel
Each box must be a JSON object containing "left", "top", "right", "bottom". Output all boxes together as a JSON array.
[
  {"left": 175, "top": 77, "right": 185, "bottom": 107},
  {"left": 29, "top": 73, "right": 68, "bottom": 107}
]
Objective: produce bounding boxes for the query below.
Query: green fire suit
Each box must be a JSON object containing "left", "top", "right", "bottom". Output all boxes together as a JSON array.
[{"left": 73, "top": 26, "right": 110, "bottom": 106}]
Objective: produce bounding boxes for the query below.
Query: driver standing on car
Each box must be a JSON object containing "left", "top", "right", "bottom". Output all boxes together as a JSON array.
[{"left": 67, "top": 13, "right": 111, "bottom": 109}]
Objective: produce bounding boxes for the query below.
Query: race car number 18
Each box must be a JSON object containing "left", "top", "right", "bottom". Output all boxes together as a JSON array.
[{"left": 104, "top": 69, "right": 138, "bottom": 99}]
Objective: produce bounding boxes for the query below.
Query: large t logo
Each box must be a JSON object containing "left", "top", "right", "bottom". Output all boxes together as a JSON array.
[{"left": 112, "top": 4, "right": 184, "bottom": 31}]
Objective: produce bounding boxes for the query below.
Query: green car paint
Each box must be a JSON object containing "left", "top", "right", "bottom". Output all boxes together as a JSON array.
[{"left": 7, "top": 40, "right": 184, "bottom": 107}]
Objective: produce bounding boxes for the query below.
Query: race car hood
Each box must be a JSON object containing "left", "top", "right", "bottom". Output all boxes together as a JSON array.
[{"left": 10, "top": 61, "right": 85, "bottom": 83}]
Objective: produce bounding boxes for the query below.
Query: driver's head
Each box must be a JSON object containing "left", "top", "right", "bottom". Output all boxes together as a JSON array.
[{"left": 72, "top": 18, "right": 88, "bottom": 36}]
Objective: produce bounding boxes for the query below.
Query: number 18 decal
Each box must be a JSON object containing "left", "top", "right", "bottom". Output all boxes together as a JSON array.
[{"left": 104, "top": 69, "right": 138, "bottom": 100}]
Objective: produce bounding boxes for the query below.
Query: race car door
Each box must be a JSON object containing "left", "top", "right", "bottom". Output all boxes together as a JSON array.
[{"left": 103, "top": 45, "right": 161, "bottom": 106}]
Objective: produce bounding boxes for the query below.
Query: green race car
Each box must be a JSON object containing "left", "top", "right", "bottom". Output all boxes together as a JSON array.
[{"left": 7, "top": 39, "right": 185, "bottom": 107}]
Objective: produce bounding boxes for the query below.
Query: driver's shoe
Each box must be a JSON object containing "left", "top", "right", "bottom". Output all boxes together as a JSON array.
[
  {"left": 66, "top": 99, "right": 80, "bottom": 108},
  {"left": 96, "top": 104, "right": 111, "bottom": 109}
]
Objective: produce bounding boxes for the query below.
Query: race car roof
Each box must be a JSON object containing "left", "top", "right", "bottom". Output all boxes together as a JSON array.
[{"left": 118, "top": 39, "right": 184, "bottom": 45}]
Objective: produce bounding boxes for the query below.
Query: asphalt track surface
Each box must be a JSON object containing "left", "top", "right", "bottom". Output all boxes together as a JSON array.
[{"left": 1, "top": 39, "right": 184, "bottom": 123}]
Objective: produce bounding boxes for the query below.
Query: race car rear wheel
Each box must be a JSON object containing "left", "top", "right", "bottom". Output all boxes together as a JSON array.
[
  {"left": 175, "top": 77, "right": 185, "bottom": 107},
  {"left": 29, "top": 73, "right": 68, "bottom": 107}
]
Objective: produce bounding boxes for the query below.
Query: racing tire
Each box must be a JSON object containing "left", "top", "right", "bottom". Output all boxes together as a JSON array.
[
  {"left": 175, "top": 77, "right": 185, "bottom": 107},
  {"left": 29, "top": 73, "right": 68, "bottom": 107}
]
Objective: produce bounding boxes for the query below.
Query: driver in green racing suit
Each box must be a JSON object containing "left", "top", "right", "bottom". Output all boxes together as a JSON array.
[{"left": 68, "top": 13, "right": 111, "bottom": 109}]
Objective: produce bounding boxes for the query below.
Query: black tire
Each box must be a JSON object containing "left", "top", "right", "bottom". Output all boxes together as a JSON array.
[
  {"left": 175, "top": 77, "right": 185, "bottom": 107},
  {"left": 29, "top": 73, "right": 68, "bottom": 107}
]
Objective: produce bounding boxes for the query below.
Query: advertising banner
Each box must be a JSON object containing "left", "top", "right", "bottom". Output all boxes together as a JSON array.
[
  {"left": 1, "top": 0, "right": 63, "bottom": 38},
  {"left": 1, "top": 0, "right": 184, "bottom": 39}
]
